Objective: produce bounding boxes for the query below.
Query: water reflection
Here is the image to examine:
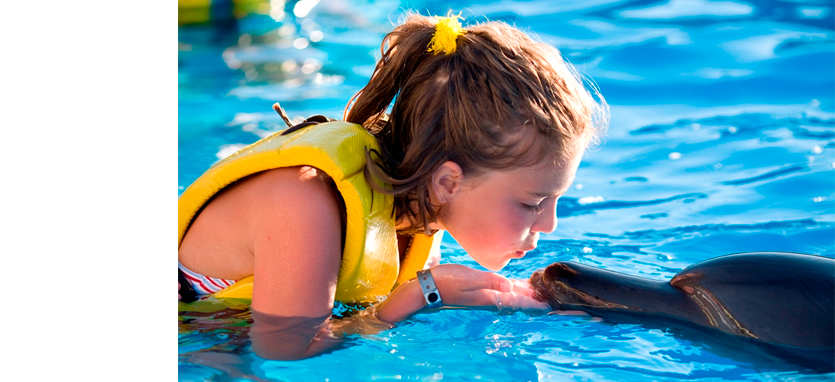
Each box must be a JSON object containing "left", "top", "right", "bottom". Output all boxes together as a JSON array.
[{"left": 179, "top": 0, "right": 835, "bottom": 380}]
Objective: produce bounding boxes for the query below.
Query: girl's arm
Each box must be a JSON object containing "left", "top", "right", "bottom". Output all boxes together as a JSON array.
[
  {"left": 248, "top": 167, "right": 345, "bottom": 360},
  {"left": 247, "top": 167, "right": 546, "bottom": 360},
  {"left": 376, "top": 264, "right": 549, "bottom": 323}
]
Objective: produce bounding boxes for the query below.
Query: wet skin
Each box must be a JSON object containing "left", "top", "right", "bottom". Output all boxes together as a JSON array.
[{"left": 529, "top": 252, "right": 835, "bottom": 371}]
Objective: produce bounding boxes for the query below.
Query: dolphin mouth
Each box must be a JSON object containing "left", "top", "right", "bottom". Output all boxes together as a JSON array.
[
  {"left": 527, "top": 252, "right": 835, "bottom": 368},
  {"left": 532, "top": 263, "right": 756, "bottom": 333},
  {"left": 530, "top": 264, "right": 629, "bottom": 310}
]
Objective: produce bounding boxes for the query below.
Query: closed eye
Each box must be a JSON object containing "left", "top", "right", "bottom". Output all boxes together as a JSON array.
[{"left": 522, "top": 203, "right": 543, "bottom": 213}]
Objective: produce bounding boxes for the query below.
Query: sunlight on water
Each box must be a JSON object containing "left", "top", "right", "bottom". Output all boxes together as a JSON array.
[
  {"left": 179, "top": 0, "right": 834, "bottom": 380},
  {"left": 618, "top": 0, "right": 754, "bottom": 20}
]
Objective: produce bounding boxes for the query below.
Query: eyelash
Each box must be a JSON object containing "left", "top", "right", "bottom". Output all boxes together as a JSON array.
[{"left": 522, "top": 203, "right": 543, "bottom": 213}]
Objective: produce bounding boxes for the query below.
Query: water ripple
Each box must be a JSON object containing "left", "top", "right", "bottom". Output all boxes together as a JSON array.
[
  {"left": 598, "top": 218, "right": 823, "bottom": 241},
  {"left": 558, "top": 193, "right": 709, "bottom": 218},
  {"left": 721, "top": 164, "right": 808, "bottom": 185},
  {"left": 178, "top": 0, "right": 835, "bottom": 379}
]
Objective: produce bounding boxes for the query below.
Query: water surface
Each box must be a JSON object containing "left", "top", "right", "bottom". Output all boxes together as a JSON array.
[{"left": 178, "top": 0, "right": 834, "bottom": 380}]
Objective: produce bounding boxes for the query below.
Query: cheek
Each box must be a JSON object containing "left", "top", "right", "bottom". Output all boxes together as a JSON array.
[
  {"left": 490, "top": 205, "right": 531, "bottom": 239},
  {"left": 446, "top": 198, "right": 530, "bottom": 248}
]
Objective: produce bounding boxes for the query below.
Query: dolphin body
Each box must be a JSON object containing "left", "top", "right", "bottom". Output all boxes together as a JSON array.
[{"left": 528, "top": 252, "right": 835, "bottom": 371}]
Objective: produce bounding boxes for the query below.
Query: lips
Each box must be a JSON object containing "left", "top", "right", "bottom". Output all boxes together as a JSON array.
[{"left": 511, "top": 244, "right": 536, "bottom": 259}]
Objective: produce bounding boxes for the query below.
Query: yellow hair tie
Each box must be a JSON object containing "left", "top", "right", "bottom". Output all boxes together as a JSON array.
[{"left": 428, "top": 12, "right": 466, "bottom": 55}]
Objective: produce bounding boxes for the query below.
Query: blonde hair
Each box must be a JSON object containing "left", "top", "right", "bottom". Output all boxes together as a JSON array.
[{"left": 345, "top": 13, "right": 608, "bottom": 235}]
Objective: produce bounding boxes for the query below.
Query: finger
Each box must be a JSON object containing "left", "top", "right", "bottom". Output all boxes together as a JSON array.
[
  {"left": 497, "top": 291, "right": 551, "bottom": 310},
  {"left": 509, "top": 280, "right": 536, "bottom": 297},
  {"left": 469, "top": 272, "right": 512, "bottom": 293},
  {"left": 455, "top": 288, "right": 509, "bottom": 307}
]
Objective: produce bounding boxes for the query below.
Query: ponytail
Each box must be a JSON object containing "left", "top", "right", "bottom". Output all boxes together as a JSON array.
[
  {"left": 344, "top": 13, "right": 608, "bottom": 235},
  {"left": 345, "top": 15, "right": 435, "bottom": 130},
  {"left": 345, "top": 14, "right": 449, "bottom": 235}
]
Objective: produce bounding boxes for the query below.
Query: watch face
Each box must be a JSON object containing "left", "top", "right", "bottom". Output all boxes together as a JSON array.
[{"left": 427, "top": 292, "right": 439, "bottom": 303}]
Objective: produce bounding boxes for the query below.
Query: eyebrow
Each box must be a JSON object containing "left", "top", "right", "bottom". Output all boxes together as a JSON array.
[
  {"left": 527, "top": 176, "right": 576, "bottom": 198},
  {"left": 527, "top": 188, "right": 568, "bottom": 198}
]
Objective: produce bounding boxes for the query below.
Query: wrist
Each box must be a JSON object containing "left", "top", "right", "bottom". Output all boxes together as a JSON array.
[
  {"left": 416, "top": 269, "right": 444, "bottom": 309},
  {"left": 375, "top": 279, "right": 426, "bottom": 324}
]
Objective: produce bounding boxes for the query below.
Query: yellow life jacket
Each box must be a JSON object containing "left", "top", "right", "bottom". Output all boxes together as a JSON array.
[
  {"left": 178, "top": 121, "right": 443, "bottom": 303},
  {"left": 178, "top": 0, "right": 267, "bottom": 25}
]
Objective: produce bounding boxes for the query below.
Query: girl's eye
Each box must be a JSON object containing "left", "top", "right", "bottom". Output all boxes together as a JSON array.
[{"left": 522, "top": 203, "right": 543, "bottom": 213}]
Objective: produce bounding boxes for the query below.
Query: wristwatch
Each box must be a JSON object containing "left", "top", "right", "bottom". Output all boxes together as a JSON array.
[{"left": 416, "top": 269, "right": 444, "bottom": 309}]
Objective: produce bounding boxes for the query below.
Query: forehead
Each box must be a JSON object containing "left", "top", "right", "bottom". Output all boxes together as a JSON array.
[{"left": 473, "top": 150, "right": 583, "bottom": 195}]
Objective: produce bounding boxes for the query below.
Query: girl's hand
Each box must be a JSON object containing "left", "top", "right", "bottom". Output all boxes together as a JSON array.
[
  {"left": 427, "top": 264, "right": 511, "bottom": 306},
  {"left": 429, "top": 264, "right": 550, "bottom": 311},
  {"left": 376, "top": 264, "right": 549, "bottom": 324},
  {"left": 497, "top": 279, "right": 551, "bottom": 311}
]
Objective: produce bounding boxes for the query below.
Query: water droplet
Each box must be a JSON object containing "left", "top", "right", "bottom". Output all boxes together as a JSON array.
[
  {"left": 310, "top": 30, "right": 324, "bottom": 42},
  {"left": 269, "top": 9, "right": 285, "bottom": 22},
  {"left": 293, "top": 38, "right": 310, "bottom": 49},
  {"left": 727, "top": 126, "right": 738, "bottom": 134},
  {"left": 301, "top": 58, "right": 322, "bottom": 74},
  {"left": 713, "top": 163, "right": 723, "bottom": 170},
  {"left": 813, "top": 197, "right": 825, "bottom": 203},
  {"left": 668, "top": 152, "right": 682, "bottom": 160},
  {"left": 582, "top": 247, "right": 593, "bottom": 253},
  {"left": 281, "top": 60, "right": 298, "bottom": 72},
  {"left": 691, "top": 123, "right": 701, "bottom": 131},
  {"left": 812, "top": 145, "right": 823, "bottom": 154},
  {"left": 278, "top": 24, "right": 295, "bottom": 37},
  {"left": 811, "top": 99, "right": 821, "bottom": 108},
  {"left": 293, "top": 0, "right": 320, "bottom": 17},
  {"left": 575, "top": 184, "right": 584, "bottom": 190}
]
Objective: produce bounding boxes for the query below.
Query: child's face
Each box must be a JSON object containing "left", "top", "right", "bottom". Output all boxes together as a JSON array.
[{"left": 433, "top": 149, "right": 583, "bottom": 271}]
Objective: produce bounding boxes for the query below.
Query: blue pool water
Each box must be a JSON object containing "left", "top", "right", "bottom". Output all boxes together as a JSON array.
[{"left": 178, "top": 0, "right": 835, "bottom": 380}]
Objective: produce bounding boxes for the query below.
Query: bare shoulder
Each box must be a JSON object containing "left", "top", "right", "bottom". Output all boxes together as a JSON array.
[
  {"left": 248, "top": 166, "right": 345, "bottom": 317},
  {"left": 246, "top": 166, "right": 343, "bottom": 225},
  {"left": 178, "top": 166, "right": 343, "bottom": 282},
  {"left": 251, "top": 166, "right": 336, "bottom": 198},
  {"left": 227, "top": 166, "right": 344, "bottom": 250}
]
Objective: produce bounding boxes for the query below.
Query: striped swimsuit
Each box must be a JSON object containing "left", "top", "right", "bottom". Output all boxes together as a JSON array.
[{"left": 178, "top": 262, "right": 238, "bottom": 295}]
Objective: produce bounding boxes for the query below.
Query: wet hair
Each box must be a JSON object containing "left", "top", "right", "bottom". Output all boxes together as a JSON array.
[{"left": 344, "top": 13, "right": 608, "bottom": 235}]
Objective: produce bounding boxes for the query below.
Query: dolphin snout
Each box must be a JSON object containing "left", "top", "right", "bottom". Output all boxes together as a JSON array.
[{"left": 543, "top": 262, "right": 579, "bottom": 281}]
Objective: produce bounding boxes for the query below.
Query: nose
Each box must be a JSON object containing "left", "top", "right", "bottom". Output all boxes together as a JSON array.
[{"left": 531, "top": 198, "right": 558, "bottom": 234}]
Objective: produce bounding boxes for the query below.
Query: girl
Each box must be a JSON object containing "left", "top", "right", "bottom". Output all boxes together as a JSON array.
[{"left": 178, "top": 13, "right": 607, "bottom": 360}]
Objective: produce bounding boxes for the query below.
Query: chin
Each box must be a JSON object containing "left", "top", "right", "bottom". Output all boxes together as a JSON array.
[{"left": 479, "top": 259, "right": 510, "bottom": 271}]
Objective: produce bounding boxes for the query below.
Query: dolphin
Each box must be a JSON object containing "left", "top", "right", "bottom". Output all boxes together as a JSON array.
[{"left": 528, "top": 252, "right": 835, "bottom": 371}]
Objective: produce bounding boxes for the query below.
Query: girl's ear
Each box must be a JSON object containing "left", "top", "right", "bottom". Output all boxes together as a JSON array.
[{"left": 431, "top": 161, "right": 464, "bottom": 204}]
